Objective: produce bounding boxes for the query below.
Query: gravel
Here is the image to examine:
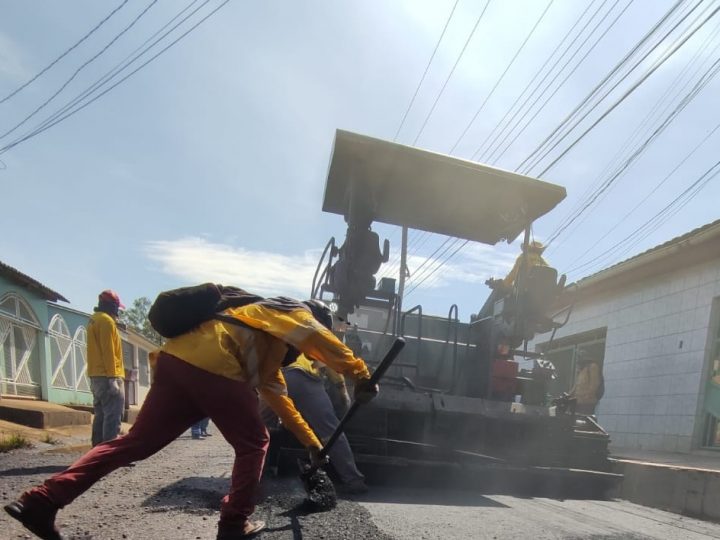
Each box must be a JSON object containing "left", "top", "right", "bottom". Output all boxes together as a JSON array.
[{"left": 0, "top": 431, "right": 393, "bottom": 539}]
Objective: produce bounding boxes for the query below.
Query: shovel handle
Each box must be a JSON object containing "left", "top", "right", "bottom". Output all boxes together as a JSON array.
[{"left": 317, "top": 338, "right": 405, "bottom": 461}]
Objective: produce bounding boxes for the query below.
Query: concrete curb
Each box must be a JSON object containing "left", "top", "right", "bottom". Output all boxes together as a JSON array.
[
  {"left": 0, "top": 401, "right": 90, "bottom": 429},
  {"left": 613, "top": 458, "right": 720, "bottom": 522}
]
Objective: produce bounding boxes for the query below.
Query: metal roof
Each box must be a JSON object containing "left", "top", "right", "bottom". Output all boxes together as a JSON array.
[
  {"left": 570, "top": 218, "right": 720, "bottom": 293},
  {"left": 0, "top": 260, "right": 68, "bottom": 302},
  {"left": 323, "top": 130, "right": 567, "bottom": 244}
]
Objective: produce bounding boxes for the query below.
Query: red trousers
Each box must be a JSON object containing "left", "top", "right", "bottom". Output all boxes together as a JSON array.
[{"left": 25, "top": 353, "right": 269, "bottom": 523}]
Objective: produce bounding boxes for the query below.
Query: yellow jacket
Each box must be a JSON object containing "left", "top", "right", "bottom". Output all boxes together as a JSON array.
[
  {"left": 573, "top": 363, "right": 601, "bottom": 405},
  {"left": 86, "top": 311, "right": 124, "bottom": 378},
  {"left": 155, "top": 302, "right": 370, "bottom": 449},
  {"left": 286, "top": 354, "right": 345, "bottom": 386},
  {"left": 503, "top": 252, "right": 548, "bottom": 288}
]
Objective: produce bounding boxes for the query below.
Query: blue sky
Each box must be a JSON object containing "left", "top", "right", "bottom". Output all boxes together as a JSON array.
[{"left": 1, "top": 0, "right": 719, "bottom": 319}]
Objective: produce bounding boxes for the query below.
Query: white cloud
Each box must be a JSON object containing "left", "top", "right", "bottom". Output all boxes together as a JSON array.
[
  {"left": 145, "top": 236, "right": 519, "bottom": 300},
  {"left": 145, "top": 237, "right": 320, "bottom": 298},
  {"left": 0, "top": 31, "right": 31, "bottom": 83},
  {"left": 377, "top": 240, "right": 518, "bottom": 291}
]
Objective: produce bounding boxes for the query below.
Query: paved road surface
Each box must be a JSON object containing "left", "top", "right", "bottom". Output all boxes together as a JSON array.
[
  {"left": 359, "top": 487, "right": 720, "bottom": 539},
  {"left": 2, "top": 431, "right": 720, "bottom": 539}
]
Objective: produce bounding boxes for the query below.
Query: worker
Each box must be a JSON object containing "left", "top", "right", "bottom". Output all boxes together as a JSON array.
[
  {"left": 569, "top": 348, "right": 603, "bottom": 415},
  {"left": 283, "top": 302, "right": 368, "bottom": 494},
  {"left": 87, "top": 289, "right": 126, "bottom": 447},
  {"left": 4, "top": 296, "right": 378, "bottom": 540},
  {"left": 477, "top": 240, "right": 548, "bottom": 319}
]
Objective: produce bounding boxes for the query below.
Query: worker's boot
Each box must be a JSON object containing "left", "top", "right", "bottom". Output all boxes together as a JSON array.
[
  {"left": 216, "top": 519, "right": 266, "bottom": 539},
  {"left": 4, "top": 495, "right": 65, "bottom": 540}
]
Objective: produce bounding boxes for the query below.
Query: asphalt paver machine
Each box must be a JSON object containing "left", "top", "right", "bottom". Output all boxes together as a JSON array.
[{"left": 276, "top": 130, "right": 619, "bottom": 495}]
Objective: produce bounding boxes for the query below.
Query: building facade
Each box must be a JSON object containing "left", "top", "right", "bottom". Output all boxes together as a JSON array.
[
  {"left": 535, "top": 220, "right": 720, "bottom": 453},
  {"left": 0, "top": 261, "right": 155, "bottom": 407}
]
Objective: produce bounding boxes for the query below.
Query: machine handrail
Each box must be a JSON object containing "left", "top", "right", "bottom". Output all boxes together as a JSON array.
[
  {"left": 400, "top": 304, "right": 423, "bottom": 365},
  {"left": 311, "top": 237, "right": 336, "bottom": 299},
  {"left": 447, "top": 304, "right": 460, "bottom": 391}
]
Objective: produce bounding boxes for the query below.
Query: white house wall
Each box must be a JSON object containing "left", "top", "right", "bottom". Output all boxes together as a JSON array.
[{"left": 540, "top": 258, "right": 720, "bottom": 453}]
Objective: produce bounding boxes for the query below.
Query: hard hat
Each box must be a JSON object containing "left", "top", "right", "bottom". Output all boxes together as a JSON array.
[
  {"left": 522, "top": 240, "right": 545, "bottom": 253},
  {"left": 99, "top": 290, "right": 125, "bottom": 309},
  {"left": 303, "top": 299, "right": 333, "bottom": 330}
]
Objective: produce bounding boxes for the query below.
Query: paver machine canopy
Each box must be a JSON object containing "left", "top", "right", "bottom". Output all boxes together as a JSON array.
[
  {"left": 314, "top": 129, "right": 566, "bottom": 322},
  {"left": 323, "top": 129, "right": 566, "bottom": 244}
]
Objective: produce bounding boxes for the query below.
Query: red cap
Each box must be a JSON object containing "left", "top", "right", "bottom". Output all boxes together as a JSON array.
[{"left": 99, "top": 290, "right": 125, "bottom": 309}]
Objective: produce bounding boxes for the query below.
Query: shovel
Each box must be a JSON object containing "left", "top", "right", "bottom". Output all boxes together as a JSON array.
[{"left": 300, "top": 337, "right": 406, "bottom": 511}]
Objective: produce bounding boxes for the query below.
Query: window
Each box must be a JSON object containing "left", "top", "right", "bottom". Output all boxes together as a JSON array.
[
  {"left": 0, "top": 293, "right": 41, "bottom": 397},
  {"left": 73, "top": 326, "right": 90, "bottom": 392},
  {"left": 49, "top": 315, "right": 73, "bottom": 389},
  {"left": 138, "top": 348, "right": 150, "bottom": 387},
  {"left": 49, "top": 315, "right": 91, "bottom": 393},
  {"left": 540, "top": 328, "right": 607, "bottom": 396},
  {"left": 121, "top": 340, "right": 135, "bottom": 372}
]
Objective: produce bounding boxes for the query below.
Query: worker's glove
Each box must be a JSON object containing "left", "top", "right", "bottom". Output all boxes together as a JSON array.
[
  {"left": 353, "top": 377, "right": 379, "bottom": 404},
  {"left": 308, "top": 446, "right": 329, "bottom": 468}
]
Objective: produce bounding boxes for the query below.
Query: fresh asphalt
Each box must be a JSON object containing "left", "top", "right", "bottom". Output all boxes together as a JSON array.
[{"left": 2, "top": 430, "right": 719, "bottom": 539}]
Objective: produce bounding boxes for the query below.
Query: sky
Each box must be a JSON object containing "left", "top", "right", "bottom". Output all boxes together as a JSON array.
[{"left": 1, "top": 0, "right": 719, "bottom": 320}]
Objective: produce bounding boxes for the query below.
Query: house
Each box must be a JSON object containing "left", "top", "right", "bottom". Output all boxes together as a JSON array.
[
  {"left": 535, "top": 219, "right": 720, "bottom": 453},
  {"left": 0, "top": 260, "right": 155, "bottom": 408}
]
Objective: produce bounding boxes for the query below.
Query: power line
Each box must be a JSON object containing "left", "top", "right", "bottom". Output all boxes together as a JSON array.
[
  {"left": 479, "top": 0, "right": 616, "bottom": 163},
  {"left": 384, "top": 0, "right": 484, "bottom": 280},
  {"left": 403, "top": 0, "right": 705, "bottom": 296},
  {"left": 408, "top": 0, "right": 618, "bottom": 287},
  {"left": 469, "top": 0, "right": 598, "bottom": 163},
  {"left": 568, "top": 156, "right": 720, "bottom": 277},
  {"left": 448, "top": 0, "right": 555, "bottom": 154},
  {"left": 393, "top": 0, "right": 460, "bottom": 142},
  {"left": 566, "top": 119, "right": 720, "bottom": 274},
  {"left": 546, "top": 18, "right": 720, "bottom": 254},
  {"left": 404, "top": 236, "right": 455, "bottom": 285},
  {"left": 411, "top": 0, "right": 492, "bottom": 146},
  {"left": 547, "top": 52, "right": 720, "bottom": 247},
  {"left": 519, "top": 0, "right": 704, "bottom": 174},
  {"left": 404, "top": 1, "right": 609, "bottom": 294},
  {"left": 540, "top": 6, "right": 720, "bottom": 245},
  {"left": 0, "top": 0, "right": 158, "bottom": 140},
  {"left": 0, "top": 0, "right": 228, "bottom": 155},
  {"left": 405, "top": 239, "right": 470, "bottom": 298},
  {"left": 28, "top": 0, "right": 204, "bottom": 143},
  {"left": 487, "top": 0, "right": 634, "bottom": 165},
  {"left": 517, "top": 0, "right": 691, "bottom": 173},
  {"left": 0, "top": 0, "right": 130, "bottom": 105},
  {"left": 533, "top": 2, "right": 719, "bottom": 180}
]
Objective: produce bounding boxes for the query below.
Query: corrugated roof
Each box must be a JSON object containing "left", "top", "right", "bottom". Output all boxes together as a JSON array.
[
  {"left": 574, "top": 218, "right": 720, "bottom": 286},
  {"left": 0, "top": 260, "right": 68, "bottom": 302}
]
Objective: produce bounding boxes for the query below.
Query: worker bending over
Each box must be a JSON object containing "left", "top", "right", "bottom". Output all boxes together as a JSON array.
[
  {"left": 282, "top": 301, "right": 368, "bottom": 494},
  {"left": 5, "top": 295, "right": 377, "bottom": 540}
]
